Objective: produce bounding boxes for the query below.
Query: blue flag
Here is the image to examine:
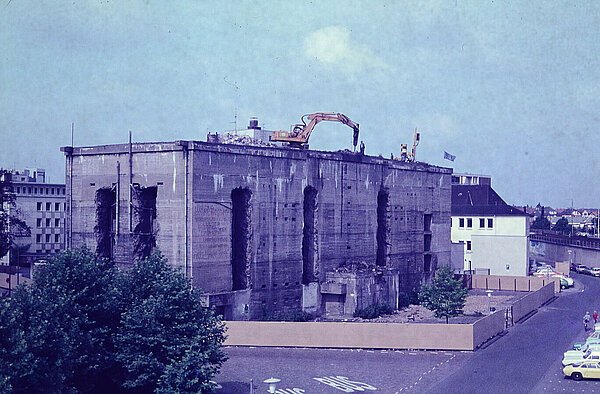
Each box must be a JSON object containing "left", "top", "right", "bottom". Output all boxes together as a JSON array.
[{"left": 444, "top": 151, "right": 456, "bottom": 161}]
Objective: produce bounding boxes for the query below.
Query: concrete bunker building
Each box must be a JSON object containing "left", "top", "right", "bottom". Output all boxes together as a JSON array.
[{"left": 61, "top": 140, "right": 452, "bottom": 320}]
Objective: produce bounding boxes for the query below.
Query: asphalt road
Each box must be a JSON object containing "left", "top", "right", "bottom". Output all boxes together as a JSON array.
[{"left": 215, "top": 273, "right": 600, "bottom": 393}]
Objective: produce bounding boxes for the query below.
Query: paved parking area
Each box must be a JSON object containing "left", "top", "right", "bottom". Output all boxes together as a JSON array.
[{"left": 216, "top": 346, "right": 473, "bottom": 393}]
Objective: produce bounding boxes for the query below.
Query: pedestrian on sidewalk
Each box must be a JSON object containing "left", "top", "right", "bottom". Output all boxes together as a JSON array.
[
  {"left": 594, "top": 311, "right": 598, "bottom": 325},
  {"left": 584, "top": 312, "right": 591, "bottom": 331}
]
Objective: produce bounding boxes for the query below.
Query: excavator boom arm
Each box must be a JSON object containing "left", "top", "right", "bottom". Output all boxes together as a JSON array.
[{"left": 272, "top": 112, "right": 359, "bottom": 148}]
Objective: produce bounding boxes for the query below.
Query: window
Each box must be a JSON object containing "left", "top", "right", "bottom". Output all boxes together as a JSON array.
[
  {"left": 488, "top": 218, "right": 494, "bottom": 228},
  {"left": 459, "top": 218, "right": 465, "bottom": 228},
  {"left": 36, "top": 218, "right": 42, "bottom": 227},
  {"left": 55, "top": 234, "right": 60, "bottom": 242},
  {"left": 37, "top": 202, "right": 42, "bottom": 211},
  {"left": 55, "top": 203, "right": 60, "bottom": 211},
  {"left": 45, "top": 188, "right": 49, "bottom": 194},
  {"left": 16, "top": 187, "right": 20, "bottom": 193},
  {"left": 62, "top": 188, "right": 65, "bottom": 195},
  {"left": 28, "top": 187, "right": 32, "bottom": 193},
  {"left": 479, "top": 218, "right": 485, "bottom": 228},
  {"left": 467, "top": 241, "right": 472, "bottom": 251},
  {"left": 36, "top": 234, "right": 41, "bottom": 243},
  {"left": 46, "top": 202, "right": 51, "bottom": 211},
  {"left": 51, "top": 188, "right": 54, "bottom": 195},
  {"left": 46, "top": 218, "right": 51, "bottom": 227},
  {"left": 467, "top": 218, "right": 473, "bottom": 228},
  {"left": 55, "top": 218, "right": 60, "bottom": 227},
  {"left": 45, "top": 234, "right": 50, "bottom": 242}
]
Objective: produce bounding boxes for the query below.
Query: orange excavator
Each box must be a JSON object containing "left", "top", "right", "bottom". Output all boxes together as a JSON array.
[{"left": 270, "top": 112, "right": 359, "bottom": 149}]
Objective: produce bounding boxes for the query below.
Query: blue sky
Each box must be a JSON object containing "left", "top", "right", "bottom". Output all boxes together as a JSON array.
[{"left": 1, "top": 1, "right": 599, "bottom": 208}]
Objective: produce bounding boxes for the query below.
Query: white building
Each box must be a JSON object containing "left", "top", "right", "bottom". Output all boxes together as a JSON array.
[
  {"left": 450, "top": 175, "right": 529, "bottom": 276},
  {"left": 0, "top": 168, "right": 66, "bottom": 268}
]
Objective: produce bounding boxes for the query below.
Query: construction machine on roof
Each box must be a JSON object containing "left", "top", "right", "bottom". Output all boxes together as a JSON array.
[
  {"left": 398, "top": 127, "right": 420, "bottom": 162},
  {"left": 270, "top": 112, "right": 360, "bottom": 149}
]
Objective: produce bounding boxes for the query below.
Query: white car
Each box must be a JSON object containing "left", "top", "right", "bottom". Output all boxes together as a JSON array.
[
  {"left": 564, "top": 344, "right": 600, "bottom": 360},
  {"left": 563, "top": 349, "right": 600, "bottom": 366}
]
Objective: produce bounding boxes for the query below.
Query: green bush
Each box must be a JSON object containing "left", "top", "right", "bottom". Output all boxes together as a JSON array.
[
  {"left": 265, "top": 310, "right": 314, "bottom": 322},
  {"left": 354, "top": 302, "right": 394, "bottom": 319}
]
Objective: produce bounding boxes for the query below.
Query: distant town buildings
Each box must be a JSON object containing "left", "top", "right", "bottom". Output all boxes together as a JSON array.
[
  {"left": 0, "top": 168, "right": 66, "bottom": 268},
  {"left": 451, "top": 173, "right": 529, "bottom": 276}
]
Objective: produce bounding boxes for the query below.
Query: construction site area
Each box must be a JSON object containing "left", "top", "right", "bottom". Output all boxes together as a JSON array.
[{"left": 61, "top": 113, "right": 452, "bottom": 320}]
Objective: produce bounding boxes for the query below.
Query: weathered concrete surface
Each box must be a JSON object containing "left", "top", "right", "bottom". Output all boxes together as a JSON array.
[{"left": 64, "top": 141, "right": 452, "bottom": 320}]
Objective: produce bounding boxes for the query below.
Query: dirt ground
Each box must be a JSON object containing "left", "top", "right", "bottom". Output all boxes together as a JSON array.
[{"left": 331, "top": 289, "right": 528, "bottom": 324}]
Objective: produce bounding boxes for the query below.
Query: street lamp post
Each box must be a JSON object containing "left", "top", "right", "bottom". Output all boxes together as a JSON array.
[{"left": 486, "top": 290, "right": 494, "bottom": 314}]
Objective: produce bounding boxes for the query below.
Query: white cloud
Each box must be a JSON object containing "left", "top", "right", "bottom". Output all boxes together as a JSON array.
[{"left": 304, "top": 26, "right": 390, "bottom": 76}]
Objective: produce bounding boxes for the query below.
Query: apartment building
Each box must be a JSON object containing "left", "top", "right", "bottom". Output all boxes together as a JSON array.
[{"left": 0, "top": 168, "right": 66, "bottom": 267}]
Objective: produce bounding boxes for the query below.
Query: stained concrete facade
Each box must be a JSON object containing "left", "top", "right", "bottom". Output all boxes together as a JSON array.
[{"left": 62, "top": 141, "right": 452, "bottom": 320}]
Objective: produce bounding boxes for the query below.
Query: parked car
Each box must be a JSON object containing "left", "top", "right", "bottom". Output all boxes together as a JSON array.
[
  {"left": 563, "top": 349, "right": 600, "bottom": 366},
  {"left": 564, "top": 344, "right": 600, "bottom": 361},
  {"left": 590, "top": 267, "right": 600, "bottom": 277},
  {"left": 533, "top": 271, "right": 574, "bottom": 289},
  {"left": 576, "top": 264, "right": 592, "bottom": 275},
  {"left": 574, "top": 339, "right": 600, "bottom": 350},
  {"left": 563, "top": 361, "right": 600, "bottom": 380}
]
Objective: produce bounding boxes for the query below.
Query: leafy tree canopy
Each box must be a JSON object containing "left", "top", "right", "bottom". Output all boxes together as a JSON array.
[
  {"left": 0, "top": 247, "right": 227, "bottom": 393},
  {"left": 530, "top": 215, "right": 551, "bottom": 230},
  {"left": 418, "top": 265, "right": 468, "bottom": 324},
  {"left": 552, "top": 217, "right": 573, "bottom": 235}
]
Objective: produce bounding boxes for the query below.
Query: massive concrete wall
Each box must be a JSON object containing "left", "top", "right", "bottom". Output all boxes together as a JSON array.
[{"left": 64, "top": 141, "right": 451, "bottom": 319}]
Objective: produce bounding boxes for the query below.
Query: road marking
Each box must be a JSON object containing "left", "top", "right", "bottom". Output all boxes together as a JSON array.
[{"left": 313, "top": 376, "right": 377, "bottom": 392}]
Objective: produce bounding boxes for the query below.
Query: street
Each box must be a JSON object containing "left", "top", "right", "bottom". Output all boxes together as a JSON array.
[{"left": 216, "top": 273, "right": 600, "bottom": 393}]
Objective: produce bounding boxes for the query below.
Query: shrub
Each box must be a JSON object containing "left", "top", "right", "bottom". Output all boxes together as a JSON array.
[
  {"left": 354, "top": 302, "right": 394, "bottom": 319},
  {"left": 265, "top": 310, "right": 314, "bottom": 322}
]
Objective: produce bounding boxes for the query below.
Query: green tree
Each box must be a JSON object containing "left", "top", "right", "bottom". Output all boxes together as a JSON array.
[
  {"left": 0, "top": 170, "right": 30, "bottom": 259},
  {"left": 115, "top": 251, "right": 228, "bottom": 393},
  {"left": 552, "top": 217, "right": 573, "bottom": 235},
  {"left": 531, "top": 215, "right": 551, "bottom": 230},
  {"left": 418, "top": 266, "right": 468, "bottom": 324},
  {"left": 0, "top": 248, "right": 227, "bottom": 393}
]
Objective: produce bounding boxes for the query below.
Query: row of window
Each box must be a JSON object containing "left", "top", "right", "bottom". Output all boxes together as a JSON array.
[
  {"left": 36, "top": 202, "right": 65, "bottom": 211},
  {"left": 17, "top": 186, "right": 65, "bottom": 195},
  {"left": 36, "top": 234, "right": 62, "bottom": 243},
  {"left": 37, "top": 218, "right": 62, "bottom": 227},
  {"left": 457, "top": 217, "right": 494, "bottom": 229}
]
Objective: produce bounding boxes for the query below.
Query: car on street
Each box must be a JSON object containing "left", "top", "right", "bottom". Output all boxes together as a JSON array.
[
  {"left": 562, "top": 349, "right": 600, "bottom": 366},
  {"left": 564, "top": 344, "right": 600, "bottom": 362},
  {"left": 563, "top": 361, "right": 600, "bottom": 380},
  {"left": 576, "top": 264, "right": 592, "bottom": 275},
  {"left": 590, "top": 267, "right": 600, "bottom": 277}
]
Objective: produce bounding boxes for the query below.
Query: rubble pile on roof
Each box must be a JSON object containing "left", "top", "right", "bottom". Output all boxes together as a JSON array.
[{"left": 208, "top": 133, "right": 278, "bottom": 147}]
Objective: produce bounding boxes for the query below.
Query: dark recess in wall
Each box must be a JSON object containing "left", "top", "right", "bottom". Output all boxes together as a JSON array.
[
  {"left": 95, "top": 187, "right": 115, "bottom": 259},
  {"left": 133, "top": 186, "right": 158, "bottom": 260},
  {"left": 231, "top": 187, "right": 252, "bottom": 291},
  {"left": 302, "top": 186, "right": 318, "bottom": 284},
  {"left": 376, "top": 188, "right": 390, "bottom": 266}
]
